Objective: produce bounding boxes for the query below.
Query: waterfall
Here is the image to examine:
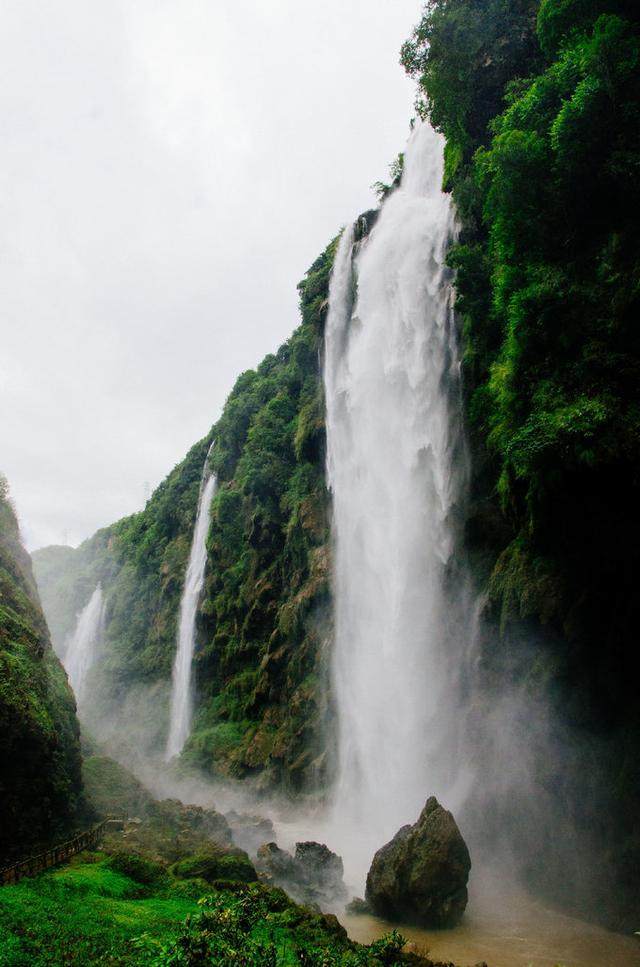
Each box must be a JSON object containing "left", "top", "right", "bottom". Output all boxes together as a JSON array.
[
  {"left": 324, "top": 120, "right": 469, "bottom": 883},
  {"left": 64, "top": 584, "right": 105, "bottom": 706},
  {"left": 165, "top": 456, "right": 217, "bottom": 760}
]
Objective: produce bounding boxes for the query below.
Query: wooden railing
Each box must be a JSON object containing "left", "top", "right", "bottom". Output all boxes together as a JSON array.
[{"left": 0, "top": 815, "right": 125, "bottom": 886}]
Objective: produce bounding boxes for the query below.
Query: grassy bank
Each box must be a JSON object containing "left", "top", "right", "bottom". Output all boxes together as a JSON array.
[{"left": 0, "top": 853, "right": 435, "bottom": 966}]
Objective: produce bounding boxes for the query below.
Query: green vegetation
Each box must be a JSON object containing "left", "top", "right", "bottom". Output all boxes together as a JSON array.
[
  {"left": 188, "top": 239, "right": 336, "bottom": 787},
  {"left": 82, "top": 755, "right": 156, "bottom": 819},
  {"left": 402, "top": 0, "right": 640, "bottom": 928},
  {"left": 0, "top": 854, "right": 200, "bottom": 966},
  {"left": 33, "top": 241, "right": 336, "bottom": 788},
  {"left": 402, "top": 0, "right": 640, "bottom": 655},
  {"left": 0, "top": 855, "right": 427, "bottom": 966},
  {"left": 33, "top": 437, "right": 215, "bottom": 757},
  {"left": 0, "top": 477, "right": 84, "bottom": 864}
]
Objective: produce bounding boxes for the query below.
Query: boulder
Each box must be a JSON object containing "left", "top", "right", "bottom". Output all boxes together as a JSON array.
[
  {"left": 294, "top": 841, "right": 346, "bottom": 902},
  {"left": 256, "top": 840, "right": 347, "bottom": 907},
  {"left": 365, "top": 797, "right": 471, "bottom": 928},
  {"left": 226, "top": 810, "right": 275, "bottom": 856},
  {"left": 256, "top": 842, "right": 298, "bottom": 883}
]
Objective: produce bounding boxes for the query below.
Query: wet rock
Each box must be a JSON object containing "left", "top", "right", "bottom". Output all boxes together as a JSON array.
[
  {"left": 256, "top": 842, "right": 297, "bottom": 883},
  {"left": 256, "top": 839, "right": 347, "bottom": 907},
  {"left": 170, "top": 845, "right": 257, "bottom": 884},
  {"left": 148, "top": 798, "right": 232, "bottom": 846},
  {"left": 226, "top": 810, "right": 275, "bottom": 856},
  {"left": 295, "top": 841, "right": 346, "bottom": 901},
  {"left": 365, "top": 797, "right": 471, "bottom": 928}
]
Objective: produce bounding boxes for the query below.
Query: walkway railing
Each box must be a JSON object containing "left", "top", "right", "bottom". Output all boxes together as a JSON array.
[{"left": 0, "top": 815, "right": 125, "bottom": 886}]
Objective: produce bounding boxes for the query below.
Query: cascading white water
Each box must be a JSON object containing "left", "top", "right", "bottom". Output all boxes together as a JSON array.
[
  {"left": 165, "top": 461, "right": 217, "bottom": 760},
  {"left": 324, "top": 120, "right": 468, "bottom": 884},
  {"left": 64, "top": 584, "right": 105, "bottom": 706}
]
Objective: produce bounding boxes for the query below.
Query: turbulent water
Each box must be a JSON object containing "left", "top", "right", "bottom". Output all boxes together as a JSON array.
[
  {"left": 64, "top": 584, "right": 105, "bottom": 706},
  {"left": 165, "top": 461, "right": 217, "bottom": 760},
  {"left": 324, "top": 120, "right": 470, "bottom": 883}
]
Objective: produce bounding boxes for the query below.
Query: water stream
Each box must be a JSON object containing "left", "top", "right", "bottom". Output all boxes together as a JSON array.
[
  {"left": 343, "top": 887, "right": 640, "bottom": 967},
  {"left": 324, "top": 119, "right": 470, "bottom": 885},
  {"left": 165, "top": 458, "right": 217, "bottom": 760},
  {"left": 64, "top": 583, "right": 105, "bottom": 706}
]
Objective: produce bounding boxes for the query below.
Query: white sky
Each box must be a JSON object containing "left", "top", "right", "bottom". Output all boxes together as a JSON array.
[{"left": 0, "top": 0, "right": 422, "bottom": 550}]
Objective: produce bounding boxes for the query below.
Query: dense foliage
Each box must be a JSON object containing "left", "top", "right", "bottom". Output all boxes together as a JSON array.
[
  {"left": 402, "top": 0, "right": 640, "bottom": 927},
  {"left": 0, "top": 478, "right": 84, "bottom": 864},
  {"left": 0, "top": 855, "right": 426, "bottom": 966},
  {"left": 186, "top": 239, "right": 336, "bottom": 788}
]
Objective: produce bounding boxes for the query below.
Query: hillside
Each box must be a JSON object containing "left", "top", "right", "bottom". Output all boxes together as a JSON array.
[
  {"left": 32, "top": 239, "right": 336, "bottom": 788},
  {"left": 0, "top": 478, "right": 84, "bottom": 864}
]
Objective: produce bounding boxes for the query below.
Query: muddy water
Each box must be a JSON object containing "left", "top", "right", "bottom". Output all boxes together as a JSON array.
[
  {"left": 343, "top": 883, "right": 640, "bottom": 967},
  {"left": 272, "top": 816, "right": 640, "bottom": 966}
]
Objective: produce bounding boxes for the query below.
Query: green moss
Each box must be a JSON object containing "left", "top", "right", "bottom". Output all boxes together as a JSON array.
[
  {"left": 170, "top": 850, "right": 257, "bottom": 884},
  {"left": 0, "top": 479, "right": 84, "bottom": 865}
]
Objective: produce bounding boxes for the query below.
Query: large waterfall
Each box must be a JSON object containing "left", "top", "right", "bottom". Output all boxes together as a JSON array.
[
  {"left": 64, "top": 584, "right": 105, "bottom": 706},
  {"left": 165, "top": 459, "right": 217, "bottom": 760},
  {"left": 324, "top": 120, "right": 469, "bottom": 882}
]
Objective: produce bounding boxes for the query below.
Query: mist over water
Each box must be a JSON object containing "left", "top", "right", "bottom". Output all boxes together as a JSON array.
[
  {"left": 64, "top": 583, "right": 105, "bottom": 707},
  {"left": 323, "top": 120, "right": 470, "bottom": 886},
  {"left": 166, "top": 463, "right": 217, "bottom": 760}
]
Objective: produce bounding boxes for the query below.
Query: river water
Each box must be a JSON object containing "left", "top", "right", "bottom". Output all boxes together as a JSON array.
[{"left": 343, "top": 878, "right": 640, "bottom": 967}]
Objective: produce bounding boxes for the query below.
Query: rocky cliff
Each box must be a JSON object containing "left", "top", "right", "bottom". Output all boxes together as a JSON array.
[{"left": 0, "top": 478, "right": 83, "bottom": 863}]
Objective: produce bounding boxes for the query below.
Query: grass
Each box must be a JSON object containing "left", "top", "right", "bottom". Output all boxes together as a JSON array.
[
  {"left": 0, "top": 852, "right": 198, "bottom": 966},
  {"left": 0, "top": 851, "right": 426, "bottom": 965}
]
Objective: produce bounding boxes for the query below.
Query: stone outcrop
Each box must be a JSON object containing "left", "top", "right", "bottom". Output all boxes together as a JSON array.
[
  {"left": 365, "top": 797, "right": 471, "bottom": 928},
  {"left": 256, "top": 840, "right": 347, "bottom": 907},
  {"left": 226, "top": 810, "right": 275, "bottom": 856}
]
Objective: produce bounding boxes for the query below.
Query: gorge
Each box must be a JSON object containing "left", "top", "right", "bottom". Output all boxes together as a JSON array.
[{"left": 2, "top": 0, "right": 640, "bottom": 963}]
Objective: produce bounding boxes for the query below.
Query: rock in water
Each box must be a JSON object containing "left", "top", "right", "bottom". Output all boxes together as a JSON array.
[{"left": 365, "top": 797, "right": 470, "bottom": 927}]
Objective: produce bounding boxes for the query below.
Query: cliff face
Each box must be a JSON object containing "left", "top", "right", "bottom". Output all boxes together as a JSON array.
[
  {"left": 186, "top": 240, "right": 335, "bottom": 789},
  {"left": 402, "top": 0, "right": 640, "bottom": 928},
  {"left": 0, "top": 479, "right": 83, "bottom": 863},
  {"left": 32, "top": 241, "right": 335, "bottom": 788}
]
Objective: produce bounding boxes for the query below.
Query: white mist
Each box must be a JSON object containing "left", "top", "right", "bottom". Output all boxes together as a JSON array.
[
  {"left": 324, "top": 120, "right": 468, "bottom": 886},
  {"left": 165, "top": 464, "right": 217, "bottom": 760}
]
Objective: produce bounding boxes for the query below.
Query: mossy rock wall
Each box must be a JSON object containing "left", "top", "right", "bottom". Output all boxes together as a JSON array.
[
  {"left": 0, "top": 479, "right": 83, "bottom": 863},
  {"left": 402, "top": 0, "right": 640, "bottom": 928}
]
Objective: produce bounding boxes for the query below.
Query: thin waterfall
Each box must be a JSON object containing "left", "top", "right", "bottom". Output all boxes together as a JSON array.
[
  {"left": 64, "top": 584, "right": 105, "bottom": 707},
  {"left": 165, "top": 451, "right": 217, "bottom": 761},
  {"left": 324, "top": 120, "right": 469, "bottom": 884}
]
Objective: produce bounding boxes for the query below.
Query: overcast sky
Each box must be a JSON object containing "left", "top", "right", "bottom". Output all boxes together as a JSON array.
[{"left": 1, "top": 0, "right": 422, "bottom": 550}]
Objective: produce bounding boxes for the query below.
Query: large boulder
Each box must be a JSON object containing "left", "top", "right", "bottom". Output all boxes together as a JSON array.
[
  {"left": 365, "top": 797, "right": 471, "bottom": 928},
  {"left": 256, "top": 840, "right": 347, "bottom": 907}
]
